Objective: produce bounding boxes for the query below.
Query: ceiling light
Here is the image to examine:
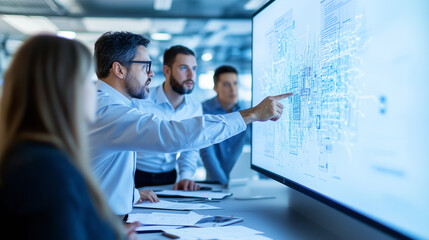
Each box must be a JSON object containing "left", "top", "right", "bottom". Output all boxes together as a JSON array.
[
  {"left": 82, "top": 17, "right": 151, "bottom": 33},
  {"left": 151, "top": 32, "right": 171, "bottom": 41},
  {"left": 244, "top": 0, "right": 267, "bottom": 10},
  {"left": 1, "top": 15, "right": 58, "bottom": 35},
  {"left": 201, "top": 52, "right": 213, "bottom": 62},
  {"left": 57, "top": 31, "right": 76, "bottom": 39},
  {"left": 152, "top": 19, "right": 186, "bottom": 34},
  {"left": 54, "top": 0, "right": 84, "bottom": 14},
  {"left": 154, "top": 0, "right": 172, "bottom": 11}
]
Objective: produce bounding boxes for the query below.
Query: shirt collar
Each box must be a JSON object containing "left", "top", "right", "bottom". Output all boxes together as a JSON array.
[
  {"left": 232, "top": 101, "right": 241, "bottom": 111},
  {"left": 210, "top": 96, "right": 241, "bottom": 112},
  {"left": 210, "top": 97, "right": 225, "bottom": 112},
  {"left": 154, "top": 83, "right": 169, "bottom": 105},
  {"left": 154, "top": 82, "right": 189, "bottom": 108},
  {"left": 96, "top": 80, "right": 132, "bottom": 106}
]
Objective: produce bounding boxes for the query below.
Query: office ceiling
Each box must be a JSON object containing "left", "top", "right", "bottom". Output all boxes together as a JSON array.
[
  {"left": 0, "top": 16, "right": 253, "bottom": 71},
  {"left": 0, "top": 0, "right": 268, "bottom": 101},
  {"left": 0, "top": 0, "right": 268, "bottom": 63},
  {"left": 0, "top": 0, "right": 267, "bottom": 18}
]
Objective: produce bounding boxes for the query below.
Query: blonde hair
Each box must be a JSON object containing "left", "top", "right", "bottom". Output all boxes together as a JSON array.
[{"left": 0, "top": 35, "right": 125, "bottom": 239}]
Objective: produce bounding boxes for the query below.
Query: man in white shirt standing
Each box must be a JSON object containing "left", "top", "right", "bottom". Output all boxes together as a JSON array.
[
  {"left": 132, "top": 45, "right": 202, "bottom": 191},
  {"left": 89, "top": 31, "right": 293, "bottom": 216}
]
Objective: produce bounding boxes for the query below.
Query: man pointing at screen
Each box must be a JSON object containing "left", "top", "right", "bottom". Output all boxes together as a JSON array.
[{"left": 89, "top": 31, "right": 294, "bottom": 216}]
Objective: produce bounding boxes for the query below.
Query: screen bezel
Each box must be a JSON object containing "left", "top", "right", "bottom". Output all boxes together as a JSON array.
[{"left": 250, "top": 1, "right": 411, "bottom": 239}]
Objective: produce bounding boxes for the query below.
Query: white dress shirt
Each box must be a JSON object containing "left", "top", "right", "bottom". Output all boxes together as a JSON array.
[
  {"left": 132, "top": 83, "right": 203, "bottom": 180},
  {"left": 89, "top": 80, "right": 246, "bottom": 215}
]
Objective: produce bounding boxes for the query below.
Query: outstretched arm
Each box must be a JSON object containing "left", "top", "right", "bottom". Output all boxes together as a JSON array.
[{"left": 240, "top": 93, "right": 294, "bottom": 124}]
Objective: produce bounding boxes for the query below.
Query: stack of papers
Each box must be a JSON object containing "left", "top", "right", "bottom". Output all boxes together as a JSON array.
[
  {"left": 194, "top": 215, "right": 243, "bottom": 227},
  {"left": 127, "top": 212, "right": 244, "bottom": 232},
  {"left": 127, "top": 212, "right": 203, "bottom": 226},
  {"left": 155, "top": 190, "right": 232, "bottom": 199},
  {"left": 134, "top": 225, "right": 179, "bottom": 233},
  {"left": 162, "top": 226, "right": 272, "bottom": 240},
  {"left": 134, "top": 200, "right": 220, "bottom": 210}
]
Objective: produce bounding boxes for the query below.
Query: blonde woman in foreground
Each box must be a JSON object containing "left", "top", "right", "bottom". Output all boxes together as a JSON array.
[{"left": 0, "top": 35, "right": 138, "bottom": 240}]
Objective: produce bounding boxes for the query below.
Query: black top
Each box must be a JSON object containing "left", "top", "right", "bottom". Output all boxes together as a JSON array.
[{"left": 0, "top": 141, "right": 117, "bottom": 240}]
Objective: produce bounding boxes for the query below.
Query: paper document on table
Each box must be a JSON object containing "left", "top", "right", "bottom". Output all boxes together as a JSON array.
[
  {"left": 162, "top": 226, "right": 272, "bottom": 240},
  {"left": 135, "top": 225, "right": 179, "bottom": 233},
  {"left": 195, "top": 215, "right": 243, "bottom": 227},
  {"left": 127, "top": 212, "right": 203, "bottom": 226},
  {"left": 155, "top": 190, "right": 232, "bottom": 199},
  {"left": 134, "top": 200, "right": 220, "bottom": 210}
]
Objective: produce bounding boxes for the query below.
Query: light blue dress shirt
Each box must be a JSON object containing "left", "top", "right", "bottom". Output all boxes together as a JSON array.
[
  {"left": 132, "top": 84, "right": 203, "bottom": 181},
  {"left": 200, "top": 97, "right": 251, "bottom": 185},
  {"left": 89, "top": 80, "right": 247, "bottom": 215}
]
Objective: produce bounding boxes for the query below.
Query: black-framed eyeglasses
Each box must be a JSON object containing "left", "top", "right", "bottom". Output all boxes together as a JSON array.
[{"left": 129, "top": 60, "right": 151, "bottom": 73}]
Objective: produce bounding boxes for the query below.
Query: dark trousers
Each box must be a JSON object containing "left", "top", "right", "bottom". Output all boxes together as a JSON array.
[{"left": 134, "top": 169, "right": 177, "bottom": 188}]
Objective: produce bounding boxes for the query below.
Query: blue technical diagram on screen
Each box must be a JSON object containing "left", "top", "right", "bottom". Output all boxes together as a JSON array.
[{"left": 251, "top": 0, "right": 429, "bottom": 238}]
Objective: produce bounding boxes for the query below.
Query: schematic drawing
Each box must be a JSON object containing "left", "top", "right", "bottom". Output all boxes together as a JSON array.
[{"left": 258, "top": 0, "right": 370, "bottom": 180}]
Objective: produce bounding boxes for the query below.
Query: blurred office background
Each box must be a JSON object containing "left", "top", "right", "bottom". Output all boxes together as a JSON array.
[{"left": 0, "top": 0, "right": 269, "bottom": 181}]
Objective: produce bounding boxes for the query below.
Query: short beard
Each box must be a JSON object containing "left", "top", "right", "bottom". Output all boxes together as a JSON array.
[
  {"left": 170, "top": 73, "right": 194, "bottom": 95},
  {"left": 125, "top": 72, "right": 149, "bottom": 99}
]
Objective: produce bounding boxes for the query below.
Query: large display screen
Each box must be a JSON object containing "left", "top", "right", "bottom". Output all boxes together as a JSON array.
[{"left": 251, "top": 0, "right": 429, "bottom": 238}]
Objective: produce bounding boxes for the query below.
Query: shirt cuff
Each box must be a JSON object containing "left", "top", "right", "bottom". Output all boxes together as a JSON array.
[
  {"left": 133, "top": 188, "right": 140, "bottom": 204},
  {"left": 179, "top": 171, "right": 195, "bottom": 181},
  {"left": 223, "top": 112, "right": 247, "bottom": 133}
]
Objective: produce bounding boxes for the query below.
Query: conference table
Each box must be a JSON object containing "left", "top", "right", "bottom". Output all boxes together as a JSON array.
[{"left": 134, "top": 179, "right": 348, "bottom": 240}]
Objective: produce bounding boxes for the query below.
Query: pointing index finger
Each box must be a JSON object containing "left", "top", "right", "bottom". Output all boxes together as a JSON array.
[{"left": 271, "top": 92, "right": 294, "bottom": 101}]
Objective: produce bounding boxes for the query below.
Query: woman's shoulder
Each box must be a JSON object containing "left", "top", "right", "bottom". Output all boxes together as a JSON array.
[
  {"left": 1, "top": 141, "right": 83, "bottom": 193},
  {"left": 1, "top": 141, "right": 87, "bottom": 208},
  {"left": 7, "top": 141, "right": 67, "bottom": 157},
  {"left": 3, "top": 141, "right": 73, "bottom": 175}
]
